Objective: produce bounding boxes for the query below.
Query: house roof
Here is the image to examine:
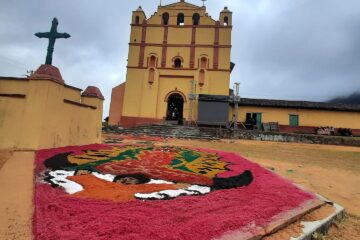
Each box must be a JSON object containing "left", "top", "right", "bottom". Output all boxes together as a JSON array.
[
  {"left": 237, "top": 98, "right": 360, "bottom": 112},
  {"left": 198, "top": 94, "right": 360, "bottom": 112}
]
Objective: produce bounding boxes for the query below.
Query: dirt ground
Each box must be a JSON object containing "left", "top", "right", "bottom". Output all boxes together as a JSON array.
[
  {"left": 162, "top": 138, "right": 360, "bottom": 239},
  {"left": 0, "top": 151, "right": 34, "bottom": 240},
  {"left": 0, "top": 137, "right": 359, "bottom": 239}
]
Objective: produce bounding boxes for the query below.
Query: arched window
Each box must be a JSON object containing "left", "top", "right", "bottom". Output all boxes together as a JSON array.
[
  {"left": 224, "top": 16, "right": 229, "bottom": 26},
  {"left": 199, "top": 69, "right": 205, "bottom": 87},
  {"left": 148, "top": 68, "right": 155, "bottom": 85},
  {"left": 200, "top": 57, "right": 207, "bottom": 69},
  {"left": 135, "top": 16, "right": 140, "bottom": 25},
  {"left": 174, "top": 58, "right": 182, "bottom": 68},
  {"left": 149, "top": 55, "right": 156, "bottom": 68},
  {"left": 162, "top": 12, "right": 169, "bottom": 25},
  {"left": 192, "top": 13, "right": 200, "bottom": 25},
  {"left": 177, "top": 13, "right": 185, "bottom": 26}
]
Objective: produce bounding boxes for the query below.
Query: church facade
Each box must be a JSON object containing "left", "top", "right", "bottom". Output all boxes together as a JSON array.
[
  {"left": 109, "top": 1, "right": 233, "bottom": 127},
  {"left": 109, "top": 0, "right": 360, "bottom": 135}
]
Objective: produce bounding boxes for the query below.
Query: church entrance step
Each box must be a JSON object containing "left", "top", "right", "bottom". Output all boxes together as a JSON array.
[
  {"left": 108, "top": 124, "right": 219, "bottom": 140},
  {"left": 162, "top": 121, "right": 179, "bottom": 125}
]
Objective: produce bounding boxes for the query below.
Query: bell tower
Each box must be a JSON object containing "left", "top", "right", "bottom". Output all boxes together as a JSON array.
[
  {"left": 220, "top": 7, "right": 232, "bottom": 26},
  {"left": 132, "top": 6, "right": 146, "bottom": 25}
]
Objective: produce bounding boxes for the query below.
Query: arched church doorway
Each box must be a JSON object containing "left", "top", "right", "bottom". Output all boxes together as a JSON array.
[{"left": 166, "top": 93, "right": 184, "bottom": 124}]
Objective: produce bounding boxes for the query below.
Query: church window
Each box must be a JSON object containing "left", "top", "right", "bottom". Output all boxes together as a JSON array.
[
  {"left": 174, "top": 58, "right": 182, "bottom": 68},
  {"left": 199, "top": 69, "right": 205, "bottom": 87},
  {"left": 200, "top": 57, "right": 207, "bottom": 69},
  {"left": 135, "top": 16, "right": 140, "bottom": 25},
  {"left": 148, "top": 68, "right": 155, "bottom": 85},
  {"left": 224, "top": 16, "right": 229, "bottom": 26},
  {"left": 192, "top": 13, "right": 200, "bottom": 25},
  {"left": 177, "top": 13, "right": 185, "bottom": 26},
  {"left": 162, "top": 12, "right": 169, "bottom": 25},
  {"left": 149, "top": 56, "right": 156, "bottom": 68}
]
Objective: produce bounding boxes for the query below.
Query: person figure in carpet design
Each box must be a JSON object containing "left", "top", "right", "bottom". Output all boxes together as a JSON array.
[{"left": 43, "top": 146, "right": 253, "bottom": 202}]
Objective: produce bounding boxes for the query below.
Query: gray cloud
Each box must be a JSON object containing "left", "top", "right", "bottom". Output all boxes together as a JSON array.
[{"left": 1, "top": 0, "right": 359, "bottom": 118}]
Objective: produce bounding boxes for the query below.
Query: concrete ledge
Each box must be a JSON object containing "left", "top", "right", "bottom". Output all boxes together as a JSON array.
[{"left": 293, "top": 196, "right": 345, "bottom": 240}]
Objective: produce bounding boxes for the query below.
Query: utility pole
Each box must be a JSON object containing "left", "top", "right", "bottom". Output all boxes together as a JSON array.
[
  {"left": 188, "top": 80, "right": 196, "bottom": 127},
  {"left": 234, "top": 82, "right": 240, "bottom": 131}
]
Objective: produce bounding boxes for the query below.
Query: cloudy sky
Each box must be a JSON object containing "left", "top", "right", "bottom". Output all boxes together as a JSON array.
[{"left": 1, "top": 0, "right": 359, "bottom": 117}]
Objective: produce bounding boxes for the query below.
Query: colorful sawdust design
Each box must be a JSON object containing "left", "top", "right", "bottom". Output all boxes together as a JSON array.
[
  {"left": 46, "top": 146, "right": 231, "bottom": 189},
  {"left": 33, "top": 144, "right": 317, "bottom": 240}
]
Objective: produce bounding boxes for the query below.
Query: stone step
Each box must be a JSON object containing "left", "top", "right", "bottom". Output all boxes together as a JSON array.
[{"left": 111, "top": 124, "right": 219, "bottom": 140}]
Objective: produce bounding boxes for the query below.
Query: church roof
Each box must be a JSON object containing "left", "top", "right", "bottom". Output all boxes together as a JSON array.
[
  {"left": 135, "top": 6, "right": 144, "bottom": 12},
  {"left": 133, "top": 6, "right": 147, "bottom": 19},
  {"left": 160, "top": 0, "right": 203, "bottom": 10},
  {"left": 221, "top": 7, "right": 232, "bottom": 13}
]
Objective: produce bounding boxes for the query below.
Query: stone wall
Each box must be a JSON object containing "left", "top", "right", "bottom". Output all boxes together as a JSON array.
[{"left": 199, "top": 127, "right": 360, "bottom": 146}]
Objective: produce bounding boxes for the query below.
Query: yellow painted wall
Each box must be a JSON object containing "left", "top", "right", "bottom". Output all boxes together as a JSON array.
[
  {"left": 110, "top": 2, "right": 233, "bottom": 126},
  {"left": 121, "top": 69, "right": 147, "bottom": 117},
  {"left": 230, "top": 106, "right": 360, "bottom": 129},
  {"left": 109, "top": 83, "right": 126, "bottom": 125},
  {"left": 128, "top": 46, "right": 141, "bottom": 66},
  {"left": 167, "top": 28, "right": 192, "bottom": 44},
  {"left": 196, "top": 28, "right": 215, "bottom": 44},
  {"left": 0, "top": 78, "right": 103, "bottom": 150},
  {"left": 64, "top": 86, "right": 81, "bottom": 102}
]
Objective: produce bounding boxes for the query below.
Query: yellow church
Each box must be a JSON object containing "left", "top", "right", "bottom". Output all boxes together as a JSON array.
[
  {"left": 109, "top": 0, "right": 360, "bottom": 135},
  {"left": 109, "top": 0, "right": 233, "bottom": 127}
]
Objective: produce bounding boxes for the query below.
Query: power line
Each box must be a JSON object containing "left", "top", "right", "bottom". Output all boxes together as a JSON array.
[{"left": 0, "top": 55, "right": 28, "bottom": 71}]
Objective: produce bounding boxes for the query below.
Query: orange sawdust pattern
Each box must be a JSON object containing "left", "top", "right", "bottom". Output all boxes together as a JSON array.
[
  {"left": 96, "top": 149, "right": 216, "bottom": 186},
  {"left": 68, "top": 175, "right": 178, "bottom": 202}
]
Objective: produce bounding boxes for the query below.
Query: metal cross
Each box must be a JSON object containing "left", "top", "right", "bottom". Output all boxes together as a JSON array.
[
  {"left": 202, "top": 0, "right": 206, "bottom": 7},
  {"left": 35, "top": 18, "right": 71, "bottom": 65}
]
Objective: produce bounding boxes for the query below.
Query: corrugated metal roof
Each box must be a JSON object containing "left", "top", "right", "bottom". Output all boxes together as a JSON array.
[
  {"left": 199, "top": 94, "right": 360, "bottom": 112},
  {"left": 237, "top": 98, "right": 360, "bottom": 112}
]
